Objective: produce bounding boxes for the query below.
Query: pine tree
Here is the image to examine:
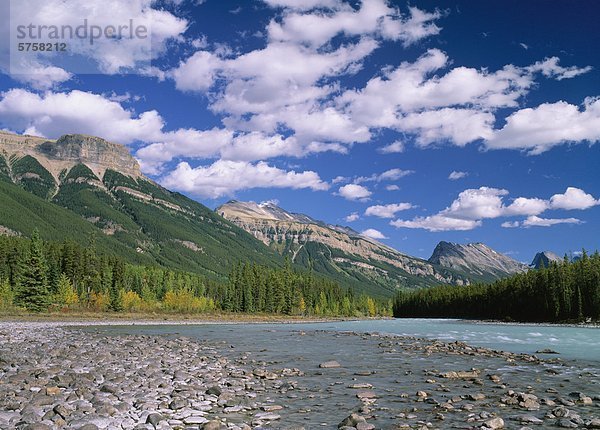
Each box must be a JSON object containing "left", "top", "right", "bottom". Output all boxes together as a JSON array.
[{"left": 16, "top": 230, "right": 50, "bottom": 312}]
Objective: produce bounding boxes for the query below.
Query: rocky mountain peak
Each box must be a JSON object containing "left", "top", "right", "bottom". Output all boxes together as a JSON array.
[
  {"left": 218, "top": 200, "right": 318, "bottom": 224},
  {"left": 429, "top": 241, "right": 527, "bottom": 279},
  {"left": 0, "top": 131, "right": 141, "bottom": 180},
  {"left": 530, "top": 251, "right": 562, "bottom": 269}
]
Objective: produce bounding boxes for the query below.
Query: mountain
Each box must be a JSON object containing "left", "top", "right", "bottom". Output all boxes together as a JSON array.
[
  {"left": 428, "top": 241, "right": 528, "bottom": 282},
  {"left": 530, "top": 251, "right": 562, "bottom": 269},
  {"left": 0, "top": 131, "right": 281, "bottom": 280},
  {"left": 217, "top": 200, "right": 471, "bottom": 296}
]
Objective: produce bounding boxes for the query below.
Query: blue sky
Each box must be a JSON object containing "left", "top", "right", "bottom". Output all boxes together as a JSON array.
[{"left": 0, "top": 0, "right": 599, "bottom": 261}]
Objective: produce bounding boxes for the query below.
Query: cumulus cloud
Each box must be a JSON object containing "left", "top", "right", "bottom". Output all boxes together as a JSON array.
[
  {"left": 0, "top": 89, "right": 164, "bottom": 144},
  {"left": 266, "top": 1, "right": 441, "bottom": 48},
  {"left": 365, "top": 203, "right": 413, "bottom": 218},
  {"left": 386, "top": 184, "right": 400, "bottom": 191},
  {"left": 448, "top": 170, "right": 468, "bottom": 180},
  {"left": 355, "top": 168, "right": 414, "bottom": 183},
  {"left": 361, "top": 228, "right": 388, "bottom": 240},
  {"left": 338, "top": 184, "right": 372, "bottom": 201},
  {"left": 378, "top": 140, "right": 405, "bottom": 154},
  {"left": 344, "top": 212, "right": 359, "bottom": 222},
  {"left": 391, "top": 186, "right": 599, "bottom": 231},
  {"left": 527, "top": 57, "right": 593, "bottom": 81},
  {"left": 550, "top": 187, "right": 600, "bottom": 210},
  {"left": 8, "top": 0, "right": 187, "bottom": 79},
  {"left": 9, "top": 61, "right": 72, "bottom": 90},
  {"left": 262, "top": 0, "right": 341, "bottom": 11},
  {"left": 161, "top": 160, "right": 329, "bottom": 199},
  {"left": 486, "top": 98, "right": 600, "bottom": 154},
  {"left": 521, "top": 216, "right": 583, "bottom": 227},
  {"left": 391, "top": 215, "right": 481, "bottom": 232},
  {"left": 504, "top": 197, "right": 549, "bottom": 216}
]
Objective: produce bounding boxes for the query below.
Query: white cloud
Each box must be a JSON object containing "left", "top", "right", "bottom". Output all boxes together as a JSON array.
[
  {"left": 365, "top": 203, "right": 413, "bottom": 218},
  {"left": 386, "top": 184, "right": 400, "bottom": 191},
  {"left": 170, "top": 50, "right": 221, "bottom": 92},
  {"left": 378, "top": 140, "right": 405, "bottom": 154},
  {"left": 361, "top": 228, "right": 388, "bottom": 240},
  {"left": 9, "top": 0, "right": 187, "bottom": 77},
  {"left": 550, "top": 187, "right": 600, "bottom": 210},
  {"left": 390, "top": 186, "right": 598, "bottom": 232},
  {"left": 442, "top": 187, "right": 508, "bottom": 220},
  {"left": 522, "top": 216, "right": 582, "bottom": 228},
  {"left": 391, "top": 215, "right": 481, "bottom": 232},
  {"left": 487, "top": 98, "right": 600, "bottom": 154},
  {"left": 398, "top": 108, "right": 495, "bottom": 147},
  {"left": 266, "top": 1, "right": 441, "bottom": 48},
  {"left": 338, "top": 184, "right": 372, "bottom": 201},
  {"left": 10, "top": 61, "right": 72, "bottom": 90},
  {"left": 355, "top": 168, "right": 414, "bottom": 183},
  {"left": 344, "top": 212, "right": 359, "bottom": 222},
  {"left": 527, "top": 57, "right": 592, "bottom": 81},
  {"left": 262, "top": 0, "right": 341, "bottom": 11},
  {"left": 504, "top": 197, "right": 549, "bottom": 216},
  {"left": 161, "top": 160, "right": 329, "bottom": 199},
  {"left": 0, "top": 89, "right": 164, "bottom": 144},
  {"left": 448, "top": 170, "right": 468, "bottom": 180},
  {"left": 259, "top": 199, "right": 280, "bottom": 207}
]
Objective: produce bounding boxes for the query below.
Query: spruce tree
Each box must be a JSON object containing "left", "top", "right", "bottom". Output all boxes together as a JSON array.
[{"left": 16, "top": 230, "right": 50, "bottom": 312}]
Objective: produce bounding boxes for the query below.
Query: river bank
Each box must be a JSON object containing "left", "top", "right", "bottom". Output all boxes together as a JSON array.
[{"left": 1, "top": 322, "right": 599, "bottom": 429}]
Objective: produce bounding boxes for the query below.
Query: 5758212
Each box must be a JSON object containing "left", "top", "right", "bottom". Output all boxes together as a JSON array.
[{"left": 17, "top": 42, "right": 67, "bottom": 52}]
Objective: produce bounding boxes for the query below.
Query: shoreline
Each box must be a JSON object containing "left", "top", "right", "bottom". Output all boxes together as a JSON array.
[
  {"left": 1, "top": 312, "right": 597, "bottom": 329},
  {"left": 1, "top": 322, "right": 598, "bottom": 429},
  {"left": 0, "top": 312, "right": 381, "bottom": 326}
]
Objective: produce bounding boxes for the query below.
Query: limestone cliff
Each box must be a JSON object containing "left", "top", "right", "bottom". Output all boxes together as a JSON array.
[
  {"left": 217, "top": 200, "right": 470, "bottom": 291},
  {"left": 0, "top": 131, "right": 141, "bottom": 181}
]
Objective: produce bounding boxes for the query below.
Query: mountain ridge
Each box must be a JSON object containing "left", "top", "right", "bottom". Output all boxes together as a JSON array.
[
  {"left": 428, "top": 241, "right": 528, "bottom": 281},
  {"left": 0, "top": 131, "right": 282, "bottom": 281},
  {"left": 531, "top": 250, "right": 563, "bottom": 269},
  {"left": 217, "top": 200, "right": 477, "bottom": 295}
]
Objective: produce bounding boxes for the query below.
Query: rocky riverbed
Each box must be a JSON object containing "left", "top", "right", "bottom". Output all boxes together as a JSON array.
[{"left": 0, "top": 322, "right": 599, "bottom": 429}]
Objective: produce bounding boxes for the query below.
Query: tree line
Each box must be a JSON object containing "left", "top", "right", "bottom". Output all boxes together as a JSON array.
[
  {"left": 393, "top": 251, "right": 600, "bottom": 322},
  {"left": 0, "top": 231, "right": 390, "bottom": 316}
]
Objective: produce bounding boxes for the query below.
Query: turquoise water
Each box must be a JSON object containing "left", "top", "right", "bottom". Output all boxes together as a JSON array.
[
  {"left": 87, "top": 319, "right": 599, "bottom": 428},
  {"left": 309, "top": 318, "right": 600, "bottom": 363},
  {"left": 93, "top": 318, "right": 600, "bottom": 363}
]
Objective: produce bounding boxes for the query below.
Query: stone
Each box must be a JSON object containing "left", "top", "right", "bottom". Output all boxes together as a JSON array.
[
  {"left": 146, "top": 413, "right": 164, "bottom": 427},
  {"left": 45, "top": 386, "right": 61, "bottom": 396},
  {"left": 202, "top": 421, "right": 224, "bottom": 430},
  {"left": 168, "top": 399, "right": 187, "bottom": 410},
  {"left": 552, "top": 407, "right": 570, "bottom": 418},
  {"left": 261, "top": 405, "right": 283, "bottom": 412},
  {"left": 483, "top": 417, "right": 505, "bottom": 429},
  {"left": 555, "top": 418, "right": 578, "bottom": 428},
  {"left": 356, "top": 390, "right": 377, "bottom": 400},
  {"left": 206, "top": 386, "right": 222, "bottom": 396},
  {"left": 535, "top": 349, "right": 559, "bottom": 354},
  {"left": 184, "top": 416, "right": 209, "bottom": 425},
  {"left": 515, "top": 415, "right": 544, "bottom": 425},
  {"left": 586, "top": 418, "right": 600, "bottom": 429},
  {"left": 338, "top": 413, "right": 366, "bottom": 428},
  {"left": 469, "top": 393, "right": 486, "bottom": 401},
  {"left": 319, "top": 361, "right": 341, "bottom": 368},
  {"left": 78, "top": 425, "right": 99, "bottom": 430}
]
